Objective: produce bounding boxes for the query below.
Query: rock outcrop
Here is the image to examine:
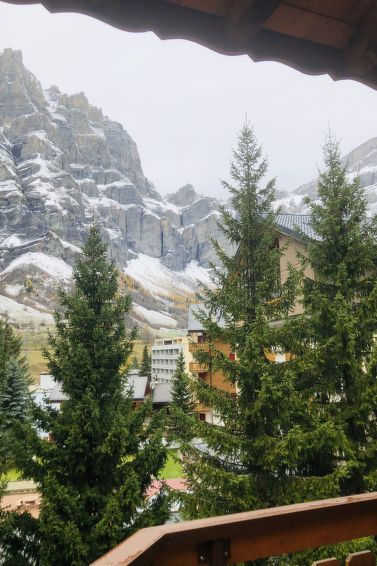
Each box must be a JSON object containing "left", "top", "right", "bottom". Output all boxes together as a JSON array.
[
  {"left": 0, "top": 49, "right": 226, "bottom": 270},
  {"left": 0, "top": 48, "right": 226, "bottom": 328}
]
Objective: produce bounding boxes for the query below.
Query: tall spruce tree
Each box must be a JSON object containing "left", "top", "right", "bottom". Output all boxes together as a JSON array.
[
  {"left": 0, "top": 360, "right": 30, "bottom": 424},
  {"left": 0, "top": 320, "right": 30, "bottom": 472},
  {"left": 171, "top": 352, "right": 194, "bottom": 413},
  {"left": 140, "top": 344, "right": 151, "bottom": 378},
  {"left": 131, "top": 355, "right": 139, "bottom": 370},
  {"left": 0, "top": 318, "right": 25, "bottom": 381},
  {"left": 299, "top": 136, "right": 377, "bottom": 496},
  {"left": 9, "top": 226, "right": 169, "bottom": 566},
  {"left": 170, "top": 352, "right": 194, "bottom": 441},
  {"left": 181, "top": 124, "right": 350, "bottom": 522},
  {"left": 0, "top": 321, "right": 34, "bottom": 564}
]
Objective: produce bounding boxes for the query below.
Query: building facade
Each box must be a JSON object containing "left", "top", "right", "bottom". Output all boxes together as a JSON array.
[
  {"left": 151, "top": 336, "right": 192, "bottom": 383},
  {"left": 188, "top": 214, "right": 316, "bottom": 422}
]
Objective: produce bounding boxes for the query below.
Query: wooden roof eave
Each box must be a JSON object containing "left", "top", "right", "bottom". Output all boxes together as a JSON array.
[{"left": 4, "top": 0, "right": 377, "bottom": 90}]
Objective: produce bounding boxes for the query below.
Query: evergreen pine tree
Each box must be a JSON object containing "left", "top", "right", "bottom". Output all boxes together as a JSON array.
[
  {"left": 171, "top": 352, "right": 194, "bottom": 413},
  {"left": 0, "top": 360, "right": 30, "bottom": 425},
  {"left": 10, "top": 226, "right": 169, "bottom": 565},
  {"left": 0, "top": 359, "right": 31, "bottom": 468},
  {"left": 0, "top": 318, "right": 24, "bottom": 385},
  {"left": 181, "top": 124, "right": 350, "bottom": 522},
  {"left": 170, "top": 352, "right": 195, "bottom": 442},
  {"left": 0, "top": 322, "right": 33, "bottom": 562},
  {"left": 300, "top": 136, "right": 377, "bottom": 496},
  {"left": 0, "top": 321, "right": 30, "bottom": 473},
  {"left": 131, "top": 356, "right": 139, "bottom": 370},
  {"left": 140, "top": 344, "right": 151, "bottom": 378}
]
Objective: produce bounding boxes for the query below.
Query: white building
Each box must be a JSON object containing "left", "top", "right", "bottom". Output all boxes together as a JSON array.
[{"left": 151, "top": 336, "right": 192, "bottom": 383}]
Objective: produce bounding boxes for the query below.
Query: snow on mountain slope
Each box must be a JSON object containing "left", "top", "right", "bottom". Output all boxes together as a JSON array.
[
  {"left": 0, "top": 48, "right": 223, "bottom": 330},
  {"left": 124, "top": 253, "right": 210, "bottom": 297},
  {"left": 2, "top": 252, "right": 72, "bottom": 281},
  {"left": 275, "top": 137, "right": 377, "bottom": 214},
  {"left": 0, "top": 295, "right": 53, "bottom": 325},
  {"left": 132, "top": 304, "right": 178, "bottom": 328}
]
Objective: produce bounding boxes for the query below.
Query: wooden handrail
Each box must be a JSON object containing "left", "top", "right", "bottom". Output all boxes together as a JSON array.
[{"left": 92, "top": 492, "right": 377, "bottom": 566}]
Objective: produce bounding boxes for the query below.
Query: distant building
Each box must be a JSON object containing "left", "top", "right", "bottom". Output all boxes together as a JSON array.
[
  {"left": 151, "top": 382, "right": 173, "bottom": 411},
  {"left": 151, "top": 336, "right": 192, "bottom": 383},
  {"left": 188, "top": 304, "right": 235, "bottom": 424},
  {"left": 126, "top": 368, "right": 149, "bottom": 408},
  {"left": 187, "top": 214, "right": 317, "bottom": 422},
  {"left": 33, "top": 373, "right": 68, "bottom": 412},
  {"left": 275, "top": 214, "right": 315, "bottom": 316}
]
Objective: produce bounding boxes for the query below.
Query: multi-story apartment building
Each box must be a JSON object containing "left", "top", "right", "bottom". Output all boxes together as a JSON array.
[
  {"left": 188, "top": 214, "right": 316, "bottom": 422},
  {"left": 151, "top": 336, "right": 192, "bottom": 383}
]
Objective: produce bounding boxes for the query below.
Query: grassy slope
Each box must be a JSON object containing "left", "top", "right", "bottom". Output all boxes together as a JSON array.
[{"left": 161, "top": 450, "right": 183, "bottom": 479}]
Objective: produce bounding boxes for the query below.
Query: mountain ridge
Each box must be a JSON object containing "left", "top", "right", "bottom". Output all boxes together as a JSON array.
[
  {"left": 0, "top": 48, "right": 226, "bottom": 331},
  {"left": 276, "top": 136, "right": 377, "bottom": 213}
]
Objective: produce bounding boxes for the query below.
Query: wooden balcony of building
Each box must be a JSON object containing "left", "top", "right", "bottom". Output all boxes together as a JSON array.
[
  {"left": 92, "top": 492, "right": 377, "bottom": 566},
  {"left": 189, "top": 361, "right": 208, "bottom": 373}
]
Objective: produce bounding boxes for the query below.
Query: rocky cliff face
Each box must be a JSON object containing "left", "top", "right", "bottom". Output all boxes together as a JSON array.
[
  {"left": 276, "top": 136, "right": 377, "bottom": 213},
  {"left": 0, "top": 49, "right": 225, "bottom": 329}
]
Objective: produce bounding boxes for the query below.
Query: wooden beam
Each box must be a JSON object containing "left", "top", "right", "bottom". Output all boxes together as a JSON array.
[
  {"left": 163, "top": 0, "right": 226, "bottom": 17},
  {"left": 265, "top": 4, "right": 354, "bottom": 50},
  {"left": 249, "top": 29, "right": 344, "bottom": 79},
  {"left": 225, "top": 0, "right": 281, "bottom": 49},
  {"left": 92, "top": 492, "right": 377, "bottom": 566},
  {"left": 345, "top": 2, "right": 377, "bottom": 76}
]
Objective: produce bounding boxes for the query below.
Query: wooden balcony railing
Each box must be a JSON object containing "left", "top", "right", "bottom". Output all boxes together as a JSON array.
[
  {"left": 92, "top": 492, "right": 377, "bottom": 566},
  {"left": 189, "top": 362, "right": 208, "bottom": 373}
]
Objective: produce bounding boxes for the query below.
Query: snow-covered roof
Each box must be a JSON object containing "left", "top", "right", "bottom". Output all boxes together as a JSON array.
[
  {"left": 152, "top": 382, "right": 172, "bottom": 404},
  {"left": 276, "top": 214, "right": 317, "bottom": 240},
  {"left": 126, "top": 375, "right": 148, "bottom": 400},
  {"left": 48, "top": 384, "right": 68, "bottom": 403}
]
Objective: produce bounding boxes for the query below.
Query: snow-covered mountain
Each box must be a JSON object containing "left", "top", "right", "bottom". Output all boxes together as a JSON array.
[
  {"left": 0, "top": 48, "right": 225, "bottom": 331},
  {"left": 275, "top": 137, "right": 377, "bottom": 214}
]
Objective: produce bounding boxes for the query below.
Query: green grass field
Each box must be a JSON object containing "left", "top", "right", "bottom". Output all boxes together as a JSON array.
[
  {"left": 161, "top": 450, "right": 183, "bottom": 479},
  {"left": 5, "top": 468, "right": 20, "bottom": 481},
  {"left": 5, "top": 450, "right": 183, "bottom": 483},
  {"left": 23, "top": 349, "right": 48, "bottom": 383}
]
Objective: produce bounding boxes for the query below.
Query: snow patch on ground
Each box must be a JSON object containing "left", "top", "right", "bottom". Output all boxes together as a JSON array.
[
  {"left": 4, "top": 284, "right": 23, "bottom": 297},
  {"left": 124, "top": 253, "right": 211, "bottom": 297},
  {"left": 106, "top": 227, "right": 121, "bottom": 241},
  {"left": 133, "top": 304, "right": 177, "bottom": 328},
  {"left": 183, "top": 260, "right": 212, "bottom": 286},
  {"left": 0, "top": 235, "right": 24, "bottom": 248},
  {"left": 59, "top": 238, "right": 82, "bottom": 254},
  {"left": 2, "top": 252, "right": 73, "bottom": 281},
  {"left": 0, "top": 295, "right": 53, "bottom": 325}
]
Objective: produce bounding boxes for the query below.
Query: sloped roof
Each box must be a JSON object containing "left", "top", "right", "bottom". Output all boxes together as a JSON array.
[
  {"left": 48, "top": 385, "right": 68, "bottom": 403},
  {"left": 276, "top": 213, "right": 317, "bottom": 240},
  {"left": 127, "top": 375, "right": 149, "bottom": 400},
  {"left": 152, "top": 382, "right": 173, "bottom": 404}
]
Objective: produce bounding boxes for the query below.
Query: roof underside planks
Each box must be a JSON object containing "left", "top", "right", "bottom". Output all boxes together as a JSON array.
[{"left": 4, "top": 0, "right": 377, "bottom": 90}]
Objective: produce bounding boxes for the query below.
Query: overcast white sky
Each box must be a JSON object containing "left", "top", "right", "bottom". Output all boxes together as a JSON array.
[{"left": 1, "top": 1, "right": 377, "bottom": 200}]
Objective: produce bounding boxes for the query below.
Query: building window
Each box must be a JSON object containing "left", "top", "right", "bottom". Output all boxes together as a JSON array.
[{"left": 198, "top": 413, "right": 206, "bottom": 421}]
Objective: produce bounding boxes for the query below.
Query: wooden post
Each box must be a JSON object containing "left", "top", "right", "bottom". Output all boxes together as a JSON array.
[{"left": 346, "top": 551, "right": 375, "bottom": 565}]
